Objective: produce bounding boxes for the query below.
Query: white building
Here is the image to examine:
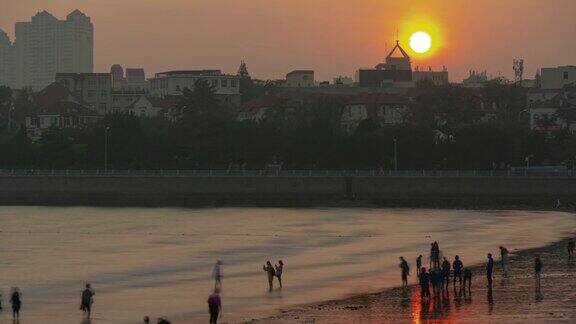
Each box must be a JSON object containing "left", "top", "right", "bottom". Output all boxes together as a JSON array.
[
  {"left": 285, "top": 70, "right": 315, "bottom": 87},
  {"left": 341, "top": 93, "right": 412, "bottom": 133},
  {"left": 148, "top": 70, "right": 241, "bottom": 107},
  {"left": 55, "top": 73, "right": 111, "bottom": 115},
  {"left": 540, "top": 66, "right": 576, "bottom": 90},
  {"left": 14, "top": 10, "right": 93, "bottom": 90},
  {"left": 0, "top": 29, "right": 15, "bottom": 88}
]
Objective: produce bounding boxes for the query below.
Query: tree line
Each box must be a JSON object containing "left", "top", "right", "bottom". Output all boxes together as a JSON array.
[{"left": 0, "top": 79, "right": 575, "bottom": 171}]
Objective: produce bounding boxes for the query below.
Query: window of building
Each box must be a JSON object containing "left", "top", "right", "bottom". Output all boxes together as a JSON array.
[
  {"left": 99, "top": 103, "right": 107, "bottom": 113},
  {"left": 564, "top": 72, "right": 569, "bottom": 80},
  {"left": 231, "top": 79, "right": 237, "bottom": 88},
  {"left": 88, "top": 79, "right": 96, "bottom": 87},
  {"left": 87, "top": 90, "right": 95, "bottom": 98},
  {"left": 99, "top": 79, "right": 108, "bottom": 86},
  {"left": 101, "top": 90, "right": 108, "bottom": 98},
  {"left": 211, "top": 79, "right": 218, "bottom": 87},
  {"left": 221, "top": 79, "right": 228, "bottom": 87}
]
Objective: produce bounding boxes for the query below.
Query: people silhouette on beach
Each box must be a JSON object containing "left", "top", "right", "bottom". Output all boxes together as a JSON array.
[
  {"left": 452, "top": 255, "right": 463, "bottom": 289},
  {"left": 463, "top": 268, "right": 472, "bottom": 291},
  {"left": 212, "top": 260, "right": 223, "bottom": 290},
  {"left": 534, "top": 256, "right": 543, "bottom": 288},
  {"left": 568, "top": 239, "right": 575, "bottom": 260},
  {"left": 441, "top": 257, "right": 451, "bottom": 289},
  {"left": 430, "top": 268, "right": 441, "bottom": 298},
  {"left": 275, "top": 260, "right": 284, "bottom": 289},
  {"left": 430, "top": 241, "right": 440, "bottom": 269},
  {"left": 263, "top": 261, "right": 276, "bottom": 291},
  {"left": 10, "top": 287, "right": 21, "bottom": 321},
  {"left": 499, "top": 246, "right": 509, "bottom": 276},
  {"left": 486, "top": 253, "right": 494, "bottom": 288},
  {"left": 419, "top": 267, "right": 431, "bottom": 300},
  {"left": 416, "top": 254, "right": 423, "bottom": 275},
  {"left": 207, "top": 288, "right": 222, "bottom": 324},
  {"left": 399, "top": 257, "right": 410, "bottom": 288},
  {"left": 80, "top": 283, "right": 95, "bottom": 318}
]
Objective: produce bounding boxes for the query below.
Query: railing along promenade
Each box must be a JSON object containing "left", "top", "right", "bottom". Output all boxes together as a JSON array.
[{"left": 0, "top": 169, "right": 572, "bottom": 178}]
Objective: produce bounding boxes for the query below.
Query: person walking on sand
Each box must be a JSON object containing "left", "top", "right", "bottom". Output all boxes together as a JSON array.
[
  {"left": 534, "top": 256, "right": 543, "bottom": 288},
  {"left": 10, "top": 287, "right": 21, "bottom": 320},
  {"left": 399, "top": 257, "right": 410, "bottom": 288},
  {"left": 275, "top": 260, "right": 284, "bottom": 289},
  {"left": 419, "top": 267, "right": 431, "bottom": 300},
  {"left": 499, "top": 246, "right": 509, "bottom": 276},
  {"left": 486, "top": 253, "right": 494, "bottom": 288},
  {"left": 441, "top": 257, "right": 451, "bottom": 289},
  {"left": 568, "top": 239, "right": 575, "bottom": 260},
  {"left": 80, "top": 283, "right": 95, "bottom": 318},
  {"left": 263, "top": 261, "right": 276, "bottom": 291},
  {"left": 212, "top": 260, "right": 223, "bottom": 290},
  {"left": 416, "top": 255, "right": 423, "bottom": 275},
  {"left": 452, "top": 255, "right": 463, "bottom": 289},
  {"left": 208, "top": 289, "right": 222, "bottom": 324}
]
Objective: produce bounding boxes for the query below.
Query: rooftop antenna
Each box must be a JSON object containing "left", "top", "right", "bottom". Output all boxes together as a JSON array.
[{"left": 513, "top": 58, "right": 524, "bottom": 85}]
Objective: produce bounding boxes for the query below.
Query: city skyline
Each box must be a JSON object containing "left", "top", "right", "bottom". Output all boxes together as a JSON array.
[{"left": 1, "top": 0, "right": 575, "bottom": 81}]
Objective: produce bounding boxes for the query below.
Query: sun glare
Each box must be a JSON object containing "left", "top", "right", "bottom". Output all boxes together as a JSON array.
[{"left": 409, "top": 31, "right": 432, "bottom": 54}]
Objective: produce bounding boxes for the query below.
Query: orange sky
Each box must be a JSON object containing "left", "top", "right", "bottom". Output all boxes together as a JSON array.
[{"left": 1, "top": 0, "right": 575, "bottom": 82}]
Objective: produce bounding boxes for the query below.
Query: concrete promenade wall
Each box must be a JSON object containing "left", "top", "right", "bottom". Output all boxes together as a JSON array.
[{"left": 0, "top": 175, "right": 574, "bottom": 207}]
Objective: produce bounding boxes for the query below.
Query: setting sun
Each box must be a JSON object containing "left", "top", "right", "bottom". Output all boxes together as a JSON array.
[{"left": 409, "top": 31, "right": 432, "bottom": 54}]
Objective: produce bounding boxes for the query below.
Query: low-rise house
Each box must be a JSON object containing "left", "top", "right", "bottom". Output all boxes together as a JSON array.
[
  {"left": 124, "top": 95, "right": 178, "bottom": 118},
  {"left": 25, "top": 82, "right": 101, "bottom": 140},
  {"left": 341, "top": 93, "right": 412, "bottom": 133}
]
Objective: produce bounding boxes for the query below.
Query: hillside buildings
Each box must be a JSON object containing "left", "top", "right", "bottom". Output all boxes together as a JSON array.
[{"left": 13, "top": 10, "right": 94, "bottom": 91}]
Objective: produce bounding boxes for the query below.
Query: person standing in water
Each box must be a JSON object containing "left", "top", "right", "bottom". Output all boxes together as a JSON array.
[
  {"left": 399, "top": 257, "right": 410, "bottom": 288},
  {"left": 416, "top": 255, "right": 423, "bottom": 275},
  {"left": 499, "top": 246, "right": 510, "bottom": 276},
  {"left": 212, "top": 260, "right": 223, "bottom": 290},
  {"left": 275, "top": 260, "right": 284, "bottom": 289},
  {"left": 263, "top": 261, "right": 276, "bottom": 291},
  {"left": 207, "top": 289, "right": 222, "bottom": 324},
  {"left": 568, "top": 239, "right": 575, "bottom": 260},
  {"left": 486, "top": 253, "right": 494, "bottom": 288},
  {"left": 534, "top": 256, "right": 543, "bottom": 288},
  {"left": 80, "top": 283, "right": 95, "bottom": 318},
  {"left": 10, "top": 287, "right": 21, "bottom": 320},
  {"left": 441, "top": 257, "right": 451, "bottom": 289},
  {"left": 452, "top": 255, "right": 463, "bottom": 289}
]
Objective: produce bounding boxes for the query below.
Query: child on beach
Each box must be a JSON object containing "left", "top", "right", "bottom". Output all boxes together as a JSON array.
[{"left": 263, "top": 261, "right": 276, "bottom": 291}]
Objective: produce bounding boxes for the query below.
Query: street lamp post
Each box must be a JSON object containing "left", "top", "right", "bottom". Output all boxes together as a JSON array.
[
  {"left": 393, "top": 137, "right": 398, "bottom": 174},
  {"left": 104, "top": 126, "right": 110, "bottom": 172}
]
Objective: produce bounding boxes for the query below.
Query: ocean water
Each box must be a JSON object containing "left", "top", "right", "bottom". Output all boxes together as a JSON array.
[{"left": 0, "top": 207, "right": 573, "bottom": 323}]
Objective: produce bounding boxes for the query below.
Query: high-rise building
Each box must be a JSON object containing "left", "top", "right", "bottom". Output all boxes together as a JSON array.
[
  {"left": 14, "top": 10, "right": 93, "bottom": 90},
  {"left": 0, "top": 29, "right": 15, "bottom": 88}
]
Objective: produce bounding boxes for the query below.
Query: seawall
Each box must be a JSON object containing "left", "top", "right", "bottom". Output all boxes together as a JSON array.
[{"left": 0, "top": 175, "right": 574, "bottom": 208}]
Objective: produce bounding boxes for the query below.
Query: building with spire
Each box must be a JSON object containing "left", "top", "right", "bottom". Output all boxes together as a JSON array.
[
  {"left": 14, "top": 10, "right": 93, "bottom": 90},
  {"left": 356, "top": 41, "right": 414, "bottom": 88}
]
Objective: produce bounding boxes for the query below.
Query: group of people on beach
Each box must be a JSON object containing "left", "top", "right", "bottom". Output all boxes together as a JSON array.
[
  {"left": 206, "top": 259, "right": 285, "bottom": 324},
  {"left": 400, "top": 239, "right": 576, "bottom": 301}
]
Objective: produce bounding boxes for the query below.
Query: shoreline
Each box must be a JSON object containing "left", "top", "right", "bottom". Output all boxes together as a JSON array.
[{"left": 246, "top": 236, "right": 576, "bottom": 323}]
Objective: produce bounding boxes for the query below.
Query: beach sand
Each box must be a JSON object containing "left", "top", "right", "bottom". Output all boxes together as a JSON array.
[{"left": 249, "top": 238, "right": 576, "bottom": 323}]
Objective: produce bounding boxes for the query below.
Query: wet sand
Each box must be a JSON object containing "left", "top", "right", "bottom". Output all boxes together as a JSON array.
[{"left": 250, "top": 238, "right": 576, "bottom": 323}]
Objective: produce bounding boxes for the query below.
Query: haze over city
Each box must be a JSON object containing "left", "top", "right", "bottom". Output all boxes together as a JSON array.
[{"left": 1, "top": 0, "right": 575, "bottom": 81}]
